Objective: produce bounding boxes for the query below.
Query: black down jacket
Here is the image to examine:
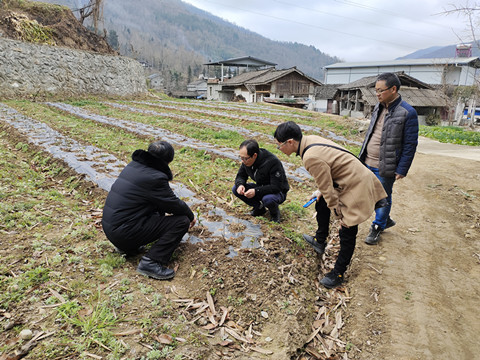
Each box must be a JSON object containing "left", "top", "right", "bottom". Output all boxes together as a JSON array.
[
  {"left": 234, "top": 148, "right": 289, "bottom": 197},
  {"left": 102, "top": 150, "right": 194, "bottom": 243},
  {"left": 359, "top": 95, "right": 418, "bottom": 178}
]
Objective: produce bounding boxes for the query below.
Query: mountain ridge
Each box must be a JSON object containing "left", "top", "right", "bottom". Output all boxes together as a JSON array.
[
  {"left": 29, "top": 0, "right": 340, "bottom": 88},
  {"left": 397, "top": 44, "right": 480, "bottom": 59},
  {"left": 10, "top": 0, "right": 475, "bottom": 90}
]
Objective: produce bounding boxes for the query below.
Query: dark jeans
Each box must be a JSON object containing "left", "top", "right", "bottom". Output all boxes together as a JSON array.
[
  {"left": 112, "top": 214, "right": 190, "bottom": 264},
  {"left": 315, "top": 197, "right": 359, "bottom": 275},
  {"left": 232, "top": 183, "right": 286, "bottom": 210},
  {"left": 366, "top": 165, "right": 395, "bottom": 230}
]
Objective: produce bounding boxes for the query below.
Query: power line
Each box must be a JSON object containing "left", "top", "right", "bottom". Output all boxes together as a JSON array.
[
  {"left": 184, "top": 0, "right": 422, "bottom": 51},
  {"left": 331, "top": 0, "right": 462, "bottom": 30},
  {"left": 274, "top": 0, "right": 460, "bottom": 42}
]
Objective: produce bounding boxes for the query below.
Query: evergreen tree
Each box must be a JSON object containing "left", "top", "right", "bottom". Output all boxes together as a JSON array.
[
  {"left": 187, "top": 65, "right": 192, "bottom": 83},
  {"left": 107, "top": 29, "right": 119, "bottom": 50}
]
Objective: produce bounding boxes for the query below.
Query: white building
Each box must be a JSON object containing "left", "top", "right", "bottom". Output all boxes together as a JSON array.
[{"left": 323, "top": 57, "right": 480, "bottom": 86}]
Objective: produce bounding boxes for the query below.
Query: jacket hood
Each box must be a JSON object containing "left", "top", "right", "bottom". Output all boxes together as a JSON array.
[{"left": 131, "top": 149, "right": 173, "bottom": 180}]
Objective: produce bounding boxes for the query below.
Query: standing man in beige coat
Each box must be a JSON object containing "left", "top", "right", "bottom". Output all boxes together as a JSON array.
[{"left": 274, "top": 121, "right": 387, "bottom": 288}]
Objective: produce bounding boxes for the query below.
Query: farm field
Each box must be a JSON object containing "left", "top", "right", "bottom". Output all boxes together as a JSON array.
[{"left": 1, "top": 95, "right": 479, "bottom": 360}]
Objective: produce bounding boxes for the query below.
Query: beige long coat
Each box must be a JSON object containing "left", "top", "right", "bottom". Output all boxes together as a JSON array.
[{"left": 300, "top": 135, "right": 387, "bottom": 227}]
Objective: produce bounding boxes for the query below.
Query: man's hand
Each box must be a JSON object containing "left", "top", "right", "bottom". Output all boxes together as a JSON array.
[
  {"left": 311, "top": 190, "right": 322, "bottom": 200},
  {"left": 395, "top": 174, "right": 405, "bottom": 180},
  {"left": 190, "top": 217, "right": 197, "bottom": 228},
  {"left": 237, "top": 185, "right": 245, "bottom": 195},
  {"left": 244, "top": 188, "right": 256, "bottom": 198}
]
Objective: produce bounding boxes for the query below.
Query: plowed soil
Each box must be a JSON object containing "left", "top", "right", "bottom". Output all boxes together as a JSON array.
[
  {"left": 344, "top": 140, "right": 480, "bottom": 359},
  {"left": 1, "top": 110, "right": 479, "bottom": 359}
]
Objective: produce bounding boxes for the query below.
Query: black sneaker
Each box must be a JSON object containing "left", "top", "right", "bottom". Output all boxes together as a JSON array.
[
  {"left": 385, "top": 217, "right": 396, "bottom": 230},
  {"left": 320, "top": 271, "right": 343, "bottom": 289},
  {"left": 365, "top": 224, "right": 382, "bottom": 245},
  {"left": 137, "top": 256, "right": 175, "bottom": 280},
  {"left": 250, "top": 204, "right": 267, "bottom": 217},
  {"left": 302, "top": 234, "right": 326, "bottom": 255}
]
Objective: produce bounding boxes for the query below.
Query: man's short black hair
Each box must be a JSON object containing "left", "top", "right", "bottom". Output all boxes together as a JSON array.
[
  {"left": 377, "top": 72, "right": 401, "bottom": 91},
  {"left": 274, "top": 121, "right": 303, "bottom": 142},
  {"left": 148, "top": 140, "right": 175, "bottom": 163},
  {"left": 239, "top": 139, "right": 259, "bottom": 157}
]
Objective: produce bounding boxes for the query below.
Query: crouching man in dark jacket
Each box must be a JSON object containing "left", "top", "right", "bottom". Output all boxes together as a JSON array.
[
  {"left": 233, "top": 139, "right": 289, "bottom": 223},
  {"left": 102, "top": 140, "right": 196, "bottom": 280}
]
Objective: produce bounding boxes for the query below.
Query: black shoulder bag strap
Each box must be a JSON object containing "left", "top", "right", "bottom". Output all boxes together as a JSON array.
[
  {"left": 302, "top": 143, "right": 388, "bottom": 209},
  {"left": 301, "top": 143, "right": 360, "bottom": 161}
]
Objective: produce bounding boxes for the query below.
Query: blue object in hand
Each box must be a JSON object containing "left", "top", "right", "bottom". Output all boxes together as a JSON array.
[{"left": 303, "top": 198, "right": 316, "bottom": 208}]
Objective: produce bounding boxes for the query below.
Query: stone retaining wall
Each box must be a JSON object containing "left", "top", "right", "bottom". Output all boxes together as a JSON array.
[{"left": 0, "top": 38, "right": 147, "bottom": 98}]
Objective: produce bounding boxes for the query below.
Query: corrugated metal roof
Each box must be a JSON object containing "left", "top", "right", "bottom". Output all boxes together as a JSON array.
[
  {"left": 222, "top": 67, "right": 322, "bottom": 88},
  {"left": 222, "top": 68, "right": 274, "bottom": 86},
  {"left": 247, "top": 68, "right": 296, "bottom": 84},
  {"left": 204, "top": 56, "right": 277, "bottom": 67},
  {"left": 325, "top": 57, "right": 480, "bottom": 69},
  {"left": 338, "top": 72, "right": 432, "bottom": 90},
  {"left": 247, "top": 67, "right": 322, "bottom": 86},
  {"left": 360, "top": 87, "right": 449, "bottom": 107},
  {"left": 338, "top": 75, "right": 377, "bottom": 89},
  {"left": 400, "top": 88, "right": 450, "bottom": 107},
  {"left": 315, "top": 84, "right": 340, "bottom": 99},
  {"left": 188, "top": 79, "right": 207, "bottom": 86}
]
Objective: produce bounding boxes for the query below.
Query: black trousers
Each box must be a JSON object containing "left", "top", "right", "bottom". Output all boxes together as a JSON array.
[
  {"left": 113, "top": 214, "right": 190, "bottom": 264},
  {"left": 315, "top": 197, "right": 358, "bottom": 274}
]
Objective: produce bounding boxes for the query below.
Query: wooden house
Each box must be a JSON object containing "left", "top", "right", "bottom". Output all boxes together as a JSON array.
[
  {"left": 312, "top": 84, "right": 341, "bottom": 113},
  {"left": 207, "top": 67, "right": 322, "bottom": 105},
  {"left": 335, "top": 72, "right": 451, "bottom": 124}
]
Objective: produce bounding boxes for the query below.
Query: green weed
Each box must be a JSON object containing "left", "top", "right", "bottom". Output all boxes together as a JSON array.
[
  {"left": 1, "top": 266, "right": 50, "bottom": 308},
  {"left": 419, "top": 125, "right": 480, "bottom": 146},
  {"left": 151, "top": 293, "right": 163, "bottom": 307},
  {"left": 56, "top": 297, "right": 124, "bottom": 355},
  {"left": 98, "top": 253, "right": 126, "bottom": 268}
]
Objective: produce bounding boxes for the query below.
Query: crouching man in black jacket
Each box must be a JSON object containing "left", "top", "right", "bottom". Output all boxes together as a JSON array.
[
  {"left": 233, "top": 139, "right": 289, "bottom": 223},
  {"left": 102, "top": 140, "right": 196, "bottom": 280}
]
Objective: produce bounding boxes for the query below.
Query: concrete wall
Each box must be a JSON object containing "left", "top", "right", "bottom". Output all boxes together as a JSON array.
[
  {"left": 313, "top": 99, "right": 328, "bottom": 112},
  {"left": 0, "top": 38, "right": 147, "bottom": 98},
  {"left": 324, "top": 63, "right": 478, "bottom": 86}
]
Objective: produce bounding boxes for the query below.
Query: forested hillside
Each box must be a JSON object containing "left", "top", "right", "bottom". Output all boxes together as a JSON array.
[{"left": 31, "top": 0, "right": 341, "bottom": 90}]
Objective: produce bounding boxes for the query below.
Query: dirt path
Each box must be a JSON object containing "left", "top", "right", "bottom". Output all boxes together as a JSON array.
[{"left": 344, "top": 137, "right": 480, "bottom": 359}]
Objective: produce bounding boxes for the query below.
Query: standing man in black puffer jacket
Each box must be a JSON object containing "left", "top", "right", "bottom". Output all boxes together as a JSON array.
[
  {"left": 359, "top": 72, "right": 418, "bottom": 245},
  {"left": 102, "top": 140, "right": 196, "bottom": 280},
  {"left": 233, "top": 139, "right": 289, "bottom": 223}
]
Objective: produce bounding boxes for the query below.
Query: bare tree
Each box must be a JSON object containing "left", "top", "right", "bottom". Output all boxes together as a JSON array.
[
  {"left": 75, "top": 0, "right": 104, "bottom": 34},
  {"left": 441, "top": 3, "right": 480, "bottom": 48},
  {"left": 441, "top": 3, "right": 480, "bottom": 127}
]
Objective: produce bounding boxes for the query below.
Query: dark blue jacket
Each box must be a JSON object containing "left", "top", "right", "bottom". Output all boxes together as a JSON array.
[{"left": 359, "top": 95, "right": 418, "bottom": 177}]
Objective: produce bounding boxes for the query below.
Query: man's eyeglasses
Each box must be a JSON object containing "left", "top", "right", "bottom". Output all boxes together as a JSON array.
[
  {"left": 240, "top": 155, "right": 252, "bottom": 162},
  {"left": 375, "top": 86, "right": 392, "bottom": 94},
  {"left": 276, "top": 140, "right": 289, "bottom": 150}
]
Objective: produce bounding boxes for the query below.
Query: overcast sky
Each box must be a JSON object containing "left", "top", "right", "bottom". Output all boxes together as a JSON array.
[{"left": 182, "top": 0, "right": 473, "bottom": 62}]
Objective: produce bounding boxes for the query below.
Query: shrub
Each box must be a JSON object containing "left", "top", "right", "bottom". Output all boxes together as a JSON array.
[{"left": 425, "top": 114, "right": 441, "bottom": 126}]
